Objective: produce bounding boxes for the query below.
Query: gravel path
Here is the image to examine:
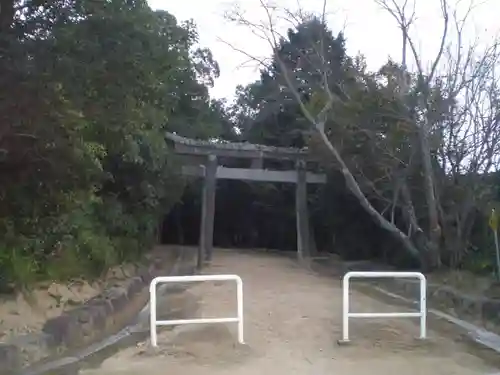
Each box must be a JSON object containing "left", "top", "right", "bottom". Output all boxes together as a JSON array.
[{"left": 83, "top": 250, "right": 499, "bottom": 375}]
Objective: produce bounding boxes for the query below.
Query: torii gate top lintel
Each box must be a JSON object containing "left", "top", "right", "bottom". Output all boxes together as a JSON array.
[{"left": 165, "top": 132, "right": 317, "bottom": 162}]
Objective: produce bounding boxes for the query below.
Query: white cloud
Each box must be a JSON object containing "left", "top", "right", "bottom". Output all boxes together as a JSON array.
[{"left": 148, "top": 0, "right": 500, "bottom": 100}]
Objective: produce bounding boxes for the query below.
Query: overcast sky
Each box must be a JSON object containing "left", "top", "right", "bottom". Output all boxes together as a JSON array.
[{"left": 147, "top": 0, "right": 500, "bottom": 100}]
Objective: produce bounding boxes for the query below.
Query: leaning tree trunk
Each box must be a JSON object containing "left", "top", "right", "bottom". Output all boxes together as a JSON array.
[{"left": 315, "top": 129, "right": 422, "bottom": 264}]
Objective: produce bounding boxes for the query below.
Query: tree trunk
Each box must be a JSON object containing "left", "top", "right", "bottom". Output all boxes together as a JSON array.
[
  {"left": 175, "top": 208, "right": 184, "bottom": 245},
  {"left": 0, "top": 0, "right": 14, "bottom": 36},
  {"left": 316, "top": 129, "right": 421, "bottom": 263},
  {"left": 417, "top": 123, "right": 441, "bottom": 268}
]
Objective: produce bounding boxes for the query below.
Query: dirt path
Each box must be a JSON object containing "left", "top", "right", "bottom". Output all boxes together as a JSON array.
[{"left": 82, "top": 250, "right": 499, "bottom": 375}]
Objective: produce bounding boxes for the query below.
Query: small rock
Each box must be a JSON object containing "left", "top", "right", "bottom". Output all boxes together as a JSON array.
[
  {"left": 126, "top": 277, "right": 144, "bottom": 299},
  {"left": 43, "top": 314, "right": 79, "bottom": 347},
  {"left": 0, "top": 343, "right": 21, "bottom": 374},
  {"left": 482, "top": 299, "right": 500, "bottom": 323},
  {"left": 106, "top": 288, "right": 129, "bottom": 313}
]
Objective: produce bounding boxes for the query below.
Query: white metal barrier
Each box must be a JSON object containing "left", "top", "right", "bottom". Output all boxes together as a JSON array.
[
  {"left": 149, "top": 274, "right": 244, "bottom": 347},
  {"left": 340, "top": 271, "right": 427, "bottom": 343}
]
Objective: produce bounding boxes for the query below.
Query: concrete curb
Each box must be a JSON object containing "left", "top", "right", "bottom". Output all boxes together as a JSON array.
[{"left": 0, "top": 246, "right": 194, "bottom": 375}]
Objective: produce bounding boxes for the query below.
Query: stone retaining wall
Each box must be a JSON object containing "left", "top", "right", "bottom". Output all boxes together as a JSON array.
[{"left": 0, "top": 246, "right": 198, "bottom": 375}]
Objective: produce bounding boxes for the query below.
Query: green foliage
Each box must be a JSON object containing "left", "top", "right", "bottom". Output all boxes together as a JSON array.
[
  {"left": 0, "top": 0, "right": 223, "bottom": 289},
  {"left": 233, "top": 17, "right": 349, "bottom": 148}
]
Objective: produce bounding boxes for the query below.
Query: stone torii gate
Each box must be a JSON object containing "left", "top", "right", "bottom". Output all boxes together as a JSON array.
[{"left": 165, "top": 132, "right": 327, "bottom": 268}]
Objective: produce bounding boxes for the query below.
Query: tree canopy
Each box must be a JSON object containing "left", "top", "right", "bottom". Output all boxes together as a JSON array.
[
  {"left": 223, "top": 1, "right": 500, "bottom": 271},
  {"left": 0, "top": 0, "right": 225, "bottom": 288},
  {"left": 2, "top": 0, "right": 500, "bottom": 291}
]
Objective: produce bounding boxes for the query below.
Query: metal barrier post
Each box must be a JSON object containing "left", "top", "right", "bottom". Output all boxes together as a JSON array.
[
  {"left": 149, "top": 274, "right": 244, "bottom": 347},
  {"left": 339, "top": 271, "right": 427, "bottom": 344}
]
